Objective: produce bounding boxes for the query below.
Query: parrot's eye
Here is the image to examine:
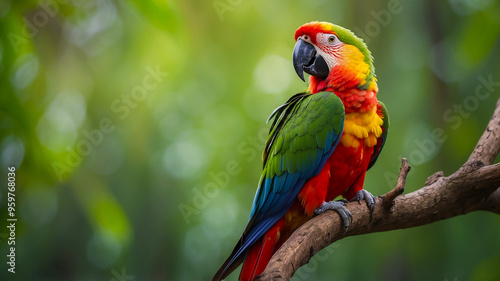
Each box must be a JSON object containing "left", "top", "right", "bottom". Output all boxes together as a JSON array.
[{"left": 328, "top": 36, "right": 336, "bottom": 43}]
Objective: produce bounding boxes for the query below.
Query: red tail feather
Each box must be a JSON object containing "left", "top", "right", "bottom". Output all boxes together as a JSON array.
[{"left": 239, "top": 219, "right": 284, "bottom": 281}]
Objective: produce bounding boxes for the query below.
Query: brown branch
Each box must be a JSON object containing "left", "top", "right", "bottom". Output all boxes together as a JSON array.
[
  {"left": 467, "top": 98, "right": 500, "bottom": 166},
  {"left": 256, "top": 98, "right": 500, "bottom": 281},
  {"left": 381, "top": 158, "right": 410, "bottom": 210},
  {"left": 482, "top": 187, "right": 500, "bottom": 214}
]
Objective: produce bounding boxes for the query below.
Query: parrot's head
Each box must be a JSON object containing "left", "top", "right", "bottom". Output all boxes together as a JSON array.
[{"left": 293, "top": 21, "right": 376, "bottom": 93}]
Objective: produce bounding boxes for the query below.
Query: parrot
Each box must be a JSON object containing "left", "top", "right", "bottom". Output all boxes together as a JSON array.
[{"left": 213, "top": 21, "right": 389, "bottom": 281}]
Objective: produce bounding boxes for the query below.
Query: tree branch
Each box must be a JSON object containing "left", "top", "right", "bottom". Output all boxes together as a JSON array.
[
  {"left": 256, "top": 98, "right": 500, "bottom": 281},
  {"left": 381, "top": 158, "right": 410, "bottom": 210},
  {"left": 482, "top": 187, "right": 500, "bottom": 214}
]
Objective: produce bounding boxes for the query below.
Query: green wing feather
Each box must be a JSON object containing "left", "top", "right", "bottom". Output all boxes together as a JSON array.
[{"left": 252, "top": 91, "right": 344, "bottom": 219}]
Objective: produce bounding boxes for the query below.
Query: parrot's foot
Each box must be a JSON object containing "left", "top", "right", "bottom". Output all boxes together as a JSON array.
[
  {"left": 314, "top": 200, "right": 352, "bottom": 233},
  {"left": 351, "top": 189, "right": 376, "bottom": 214}
]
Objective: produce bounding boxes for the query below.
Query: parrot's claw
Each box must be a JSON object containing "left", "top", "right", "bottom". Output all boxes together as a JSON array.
[
  {"left": 351, "top": 189, "right": 376, "bottom": 214},
  {"left": 314, "top": 200, "right": 353, "bottom": 233}
]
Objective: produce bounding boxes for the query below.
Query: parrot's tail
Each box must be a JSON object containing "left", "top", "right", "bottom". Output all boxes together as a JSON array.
[{"left": 239, "top": 219, "right": 284, "bottom": 281}]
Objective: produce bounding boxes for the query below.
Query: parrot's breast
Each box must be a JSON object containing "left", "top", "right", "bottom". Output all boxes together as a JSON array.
[
  {"left": 340, "top": 108, "right": 383, "bottom": 148},
  {"left": 323, "top": 105, "right": 383, "bottom": 200},
  {"left": 325, "top": 140, "right": 374, "bottom": 201}
]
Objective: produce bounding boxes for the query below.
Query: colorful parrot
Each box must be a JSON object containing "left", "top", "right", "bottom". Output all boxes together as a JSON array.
[{"left": 213, "top": 21, "right": 389, "bottom": 281}]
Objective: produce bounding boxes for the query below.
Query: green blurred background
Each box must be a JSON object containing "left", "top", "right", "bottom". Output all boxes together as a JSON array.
[{"left": 0, "top": 0, "right": 499, "bottom": 280}]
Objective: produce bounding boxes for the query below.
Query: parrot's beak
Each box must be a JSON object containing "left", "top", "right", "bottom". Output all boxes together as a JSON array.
[{"left": 293, "top": 38, "right": 330, "bottom": 82}]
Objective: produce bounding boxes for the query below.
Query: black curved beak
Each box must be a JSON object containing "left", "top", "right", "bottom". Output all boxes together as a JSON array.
[{"left": 293, "top": 38, "right": 330, "bottom": 82}]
